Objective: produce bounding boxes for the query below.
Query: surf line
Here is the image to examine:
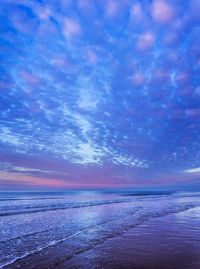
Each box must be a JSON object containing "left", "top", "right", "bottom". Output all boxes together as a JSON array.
[{"left": 0, "top": 209, "right": 140, "bottom": 269}]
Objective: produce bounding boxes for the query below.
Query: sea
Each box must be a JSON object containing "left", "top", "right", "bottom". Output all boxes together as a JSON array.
[{"left": 0, "top": 191, "right": 200, "bottom": 269}]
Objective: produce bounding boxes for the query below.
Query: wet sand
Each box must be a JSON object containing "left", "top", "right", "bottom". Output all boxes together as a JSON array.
[{"left": 64, "top": 207, "right": 200, "bottom": 269}]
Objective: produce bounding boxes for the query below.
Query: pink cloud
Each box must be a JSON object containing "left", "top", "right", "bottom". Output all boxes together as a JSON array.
[
  {"left": 0, "top": 171, "right": 66, "bottom": 188},
  {"left": 20, "top": 71, "right": 40, "bottom": 86},
  {"left": 131, "top": 3, "right": 143, "bottom": 22},
  {"left": 105, "top": 1, "right": 120, "bottom": 18},
  {"left": 175, "top": 72, "right": 191, "bottom": 85},
  {"left": 131, "top": 72, "right": 145, "bottom": 86},
  {"left": 62, "top": 18, "right": 81, "bottom": 37},
  {"left": 35, "top": 6, "right": 52, "bottom": 20},
  {"left": 85, "top": 48, "right": 98, "bottom": 64},
  {"left": 153, "top": 69, "right": 170, "bottom": 83},
  {"left": 136, "top": 32, "right": 155, "bottom": 51},
  {"left": 53, "top": 56, "right": 69, "bottom": 69},
  {"left": 152, "top": 0, "right": 175, "bottom": 24},
  {"left": 52, "top": 56, "right": 77, "bottom": 75},
  {"left": 185, "top": 109, "right": 200, "bottom": 118}
]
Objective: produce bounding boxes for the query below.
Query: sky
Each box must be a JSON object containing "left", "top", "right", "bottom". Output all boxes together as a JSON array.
[{"left": 1, "top": 0, "right": 200, "bottom": 190}]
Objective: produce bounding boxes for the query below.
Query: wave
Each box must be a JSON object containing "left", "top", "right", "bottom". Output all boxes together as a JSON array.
[
  {"left": 121, "top": 191, "right": 174, "bottom": 197},
  {"left": 0, "top": 197, "right": 62, "bottom": 202},
  {"left": 0, "top": 209, "right": 140, "bottom": 269},
  {"left": 0, "top": 198, "right": 131, "bottom": 217}
]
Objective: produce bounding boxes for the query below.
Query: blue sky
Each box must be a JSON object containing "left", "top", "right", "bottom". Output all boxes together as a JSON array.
[{"left": 1, "top": 0, "right": 200, "bottom": 190}]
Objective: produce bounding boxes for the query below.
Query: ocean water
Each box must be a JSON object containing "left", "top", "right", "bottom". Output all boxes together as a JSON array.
[{"left": 0, "top": 191, "right": 200, "bottom": 269}]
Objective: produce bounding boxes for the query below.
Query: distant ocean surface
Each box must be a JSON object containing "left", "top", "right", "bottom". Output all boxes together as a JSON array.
[{"left": 0, "top": 191, "right": 200, "bottom": 269}]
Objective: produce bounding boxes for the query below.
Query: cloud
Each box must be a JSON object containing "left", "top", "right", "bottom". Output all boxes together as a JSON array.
[
  {"left": 20, "top": 71, "right": 40, "bottom": 86},
  {"left": 0, "top": 171, "right": 66, "bottom": 187},
  {"left": 130, "top": 3, "right": 143, "bottom": 22},
  {"left": 1, "top": 0, "right": 200, "bottom": 189},
  {"left": 105, "top": 1, "right": 120, "bottom": 18},
  {"left": 62, "top": 17, "right": 82, "bottom": 37},
  {"left": 184, "top": 167, "right": 200, "bottom": 173},
  {"left": 152, "top": 0, "right": 176, "bottom": 24},
  {"left": 136, "top": 32, "right": 155, "bottom": 52}
]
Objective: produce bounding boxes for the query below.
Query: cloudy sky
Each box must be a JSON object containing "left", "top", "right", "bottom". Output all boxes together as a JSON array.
[{"left": 1, "top": 0, "right": 200, "bottom": 190}]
